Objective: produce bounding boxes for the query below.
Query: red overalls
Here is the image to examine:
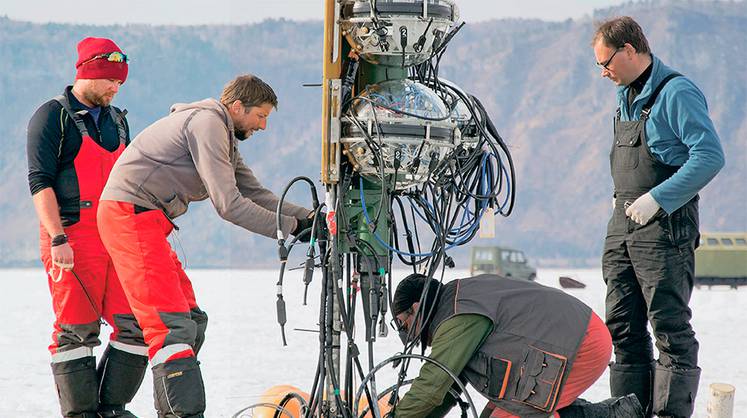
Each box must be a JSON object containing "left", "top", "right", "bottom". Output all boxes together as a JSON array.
[
  {"left": 41, "top": 99, "right": 146, "bottom": 360},
  {"left": 97, "top": 201, "right": 205, "bottom": 363},
  {"left": 97, "top": 201, "right": 209, "bottom": 417}
]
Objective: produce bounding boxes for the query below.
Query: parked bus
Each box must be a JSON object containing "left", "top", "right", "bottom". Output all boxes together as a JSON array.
[{"left": 695, "top": 232, "right": 747, "bottom": 288}]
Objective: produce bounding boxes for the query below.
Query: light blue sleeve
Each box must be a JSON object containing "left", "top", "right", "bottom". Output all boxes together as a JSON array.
[{"left": 650, "top": 80, "right": 725, "bottom": 214}]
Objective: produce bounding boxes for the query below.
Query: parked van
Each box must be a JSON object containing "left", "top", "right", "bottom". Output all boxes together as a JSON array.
[
  {"left": 695, "top": 232, "right": 747, "bottom": 288},
  {"left": 469, "top": 246, "right": 536, "bottom": 280}
]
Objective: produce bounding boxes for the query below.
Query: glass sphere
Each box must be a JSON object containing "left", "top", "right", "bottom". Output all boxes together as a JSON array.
[{"left": 353, "top": 79, "right": 449, "bottom": 121}]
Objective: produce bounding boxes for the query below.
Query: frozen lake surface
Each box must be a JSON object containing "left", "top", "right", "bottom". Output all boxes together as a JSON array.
[{"left": 1, "top": 268, "right": 743, "bottom": 417}]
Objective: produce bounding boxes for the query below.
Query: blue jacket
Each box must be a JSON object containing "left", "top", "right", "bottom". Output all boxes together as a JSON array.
[{"left": 616, "top": 54, "right": 725, "bottom": 214}]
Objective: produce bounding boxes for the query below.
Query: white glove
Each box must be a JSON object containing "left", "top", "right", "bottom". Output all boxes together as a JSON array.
[
  {"left": 612, "top": 197, "right": 616, "bottom": 209},
  {"left": 625, "top": 192, "right": 661, "bottom": 225}
]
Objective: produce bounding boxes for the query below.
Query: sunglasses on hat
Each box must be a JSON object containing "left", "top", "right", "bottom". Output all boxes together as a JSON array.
[{"left": 80, "top": 51, "right": 128, "bottom": 66}]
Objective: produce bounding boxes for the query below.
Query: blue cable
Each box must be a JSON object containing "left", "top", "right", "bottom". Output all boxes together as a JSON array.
[
  {"left": 359, "top": 180, "right": 484, "bottom": 258},
  {"left": 355, "top": 144, "right": 512, "bottom": 259},
  {"left": 360, "top": 178, "right": 445, "bottom": 257}
]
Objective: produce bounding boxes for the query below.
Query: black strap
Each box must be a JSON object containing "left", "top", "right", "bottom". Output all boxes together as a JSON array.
[
  {"left": 640, "top": 73, "right": 682, "bottom": 119},
  {"left": 54, "top": 94, "right": 128, "bottom": 146},
  {"left": 108, "top": 107, "right": 128, "bottom": 146},
  {"left": 53, "top": 94, "right": 89, "bottom": 137}
]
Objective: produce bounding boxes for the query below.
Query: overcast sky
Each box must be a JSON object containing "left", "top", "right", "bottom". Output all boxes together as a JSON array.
[{"left": 2, "top": 0, "right": 634, "bottom": 25}]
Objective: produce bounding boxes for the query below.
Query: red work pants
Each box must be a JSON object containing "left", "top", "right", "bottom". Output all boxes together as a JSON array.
[
  {"left": 97, "top": 200, "right": 205, "bottom": 365},
  {"left": 487, "top": 311, "right": 613, "bottom": 418},
  {"left": 41, "top": 221, "right": 144, "bottom": 358}
]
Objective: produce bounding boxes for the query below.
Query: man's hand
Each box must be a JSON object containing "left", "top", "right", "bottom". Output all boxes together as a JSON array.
[
  {"left": 625, "top": 192, "right": 661, "bottom": 225},
  {"left": 51, "top": 242, "right": 75, "bottom": 270},
  {"left": 292, "top": 216, "right": 314, "bottom": 243}
]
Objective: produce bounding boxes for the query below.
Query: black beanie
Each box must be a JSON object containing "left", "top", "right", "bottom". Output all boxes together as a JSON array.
[{"left": 392, "top": 273, "right": 442, "bottom": 315}]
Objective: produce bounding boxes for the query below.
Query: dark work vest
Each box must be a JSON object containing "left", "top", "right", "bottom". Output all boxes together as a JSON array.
[
  {"left": 607, "top": 74, "right": 699, "bottom": 241},
  {"left": 425, "top": 275, "right": 592, "bottom": 417},
  {"left": 610, "top": 73, "right": 682, "bottom": 202}
]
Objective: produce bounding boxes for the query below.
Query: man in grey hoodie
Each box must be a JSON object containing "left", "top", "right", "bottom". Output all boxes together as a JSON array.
[{"left": 97, "top": 74, "right": 314, "bottom": 418}]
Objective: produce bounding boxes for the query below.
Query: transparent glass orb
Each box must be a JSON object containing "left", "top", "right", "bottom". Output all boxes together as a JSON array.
[{"left": 353, "top": 79, "right": 449, "bottom": 121}]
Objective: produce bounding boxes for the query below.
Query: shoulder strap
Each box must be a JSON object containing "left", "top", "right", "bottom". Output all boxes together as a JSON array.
[
  {"left": 52, "top": 94, "right": 90, "bottom": 138},
  {"left": 108, "top": 107, "right": 128, "bottom": 146},
  {"left": 57, "top": 107, "right": 66, "bottom": 160},
  {"left": 640, "top": 73, "right": 682, "bottom": 119}
]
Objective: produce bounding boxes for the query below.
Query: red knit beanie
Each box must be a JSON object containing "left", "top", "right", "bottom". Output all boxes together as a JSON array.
[{"left": 75, "top": 37, "right": 128, "bottom": 84}]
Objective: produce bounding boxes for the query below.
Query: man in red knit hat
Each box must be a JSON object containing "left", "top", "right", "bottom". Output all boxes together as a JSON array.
[{"left": 27, "top": 37, "right": 147, "bottom": 418}]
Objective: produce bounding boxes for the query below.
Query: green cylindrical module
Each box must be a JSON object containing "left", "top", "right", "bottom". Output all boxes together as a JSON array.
[
  {"left": 341, "top": 178, "right": 391, "bottom": 273},
  {"left": 358, "top": 61, "right": 408, "bottom": 87}
]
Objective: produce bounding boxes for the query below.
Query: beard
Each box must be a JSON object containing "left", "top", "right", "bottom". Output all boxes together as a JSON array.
[
  {"left": 234, "top": 125, "right": 257, "bottom": 141},
  {"left": 234, "top": 128, "right": 248, "bottom": 141},
  {"left": 83, "top": 90, "right": 114, "bottom": 107}
]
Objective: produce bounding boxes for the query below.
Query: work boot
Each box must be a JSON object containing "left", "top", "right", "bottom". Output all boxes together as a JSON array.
[
  {"left": 98, "top": 410, "right": 137, "bottom": 418},
  {"left": 604, "top": 394, "right": 645, "bottom": 417},
  {"left": 653, "top": 364, "right": 700, "bottom": 418},
  {"left": 609, "top": 361, "right": 654, "bottom": 417},
  {"left": 153, "top": 356, "right": 206, "bottom": 418},
  {"left": 97, "top": 344, "right": 148, "bottom": 417},
  {"left": 98, "top": 409, "right": 137, "bottom": 418},
  {"left": 556, "top": 399, "right": 590, "bottom": 418},
  {"left": 51, "top": 356, "right": 99, "bottom": 417},
  {"left": 557, "top": 394, "right": 643, "bottom": 418}
]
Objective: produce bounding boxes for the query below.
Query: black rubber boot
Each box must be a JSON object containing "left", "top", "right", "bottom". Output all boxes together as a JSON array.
[
  {"left": 556, "top": 398, "right": 590, "bottom": 418},
  {"left": 51, "top": 356, "right": 99, "bottom": 417},
  {"left": 653, "top": 364, "right": 701, "bottom": 418},
  {"left": 556, "top": 395, "right": 643, "bottom": 418},
  {"left": 97, "top": 345, "right": 148, "bottom": 417},
  {"left": 97, "top": 408, "right": 137, "bottom": 418},
  {"left": 609, "top": 361, "right": 653, "bottom": 417},
  {"left": 153, "top": 357, "right": 206, "bottom": 418}
]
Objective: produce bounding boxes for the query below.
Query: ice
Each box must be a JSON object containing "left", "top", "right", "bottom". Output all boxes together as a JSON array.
[{"left": 0, "top": 268, "right": 742, "bottom": 417}]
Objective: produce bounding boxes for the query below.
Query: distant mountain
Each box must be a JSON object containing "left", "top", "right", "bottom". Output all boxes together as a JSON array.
[{"left": 1, "top": 0, "right": 745, "bottom": 268}]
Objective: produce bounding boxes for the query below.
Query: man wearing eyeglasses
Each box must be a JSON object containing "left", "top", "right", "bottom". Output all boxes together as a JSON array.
[
  {"left": 592, "top": 16, "right": 724, "bottom": 418},
  {"left": 389, "top": 274, "right": 643, "bottom": 418},
  {"left": 96, "top": 74, "right": 314, "bottom": 418},
  {"left": 27, "top": 37, "right": 147, "bottom": 417}
]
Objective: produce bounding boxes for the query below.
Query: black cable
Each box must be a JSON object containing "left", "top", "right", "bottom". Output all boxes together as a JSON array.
[
  {"left": 307, "top": 257, "right": 328, "bottom": 418},
  {"left": 70, "top": 269, "right": 103, "bottom": 324},
  {"left": 276, "top": 16, "right": 517, "bottom": 418},
  {"left": 272, "top": 392, "right": 309, "bottom": 418},
  {"left": 275, "top": 176, "right": 319, "bottom": 243},
  {"left": 353, "top": 353, "right": 479, "bottom": 418},
  {"left": 366, "top": 102, "right": 390, "bottom": 231},
  {"left": 275, "top": 229, "right": 313, "bottom": 346},
  {"left": 232, "top": 402, "right": 298, "bottom": 418},
  {"left": 344, "top": 95, "right": 452, "bottom": 122}
]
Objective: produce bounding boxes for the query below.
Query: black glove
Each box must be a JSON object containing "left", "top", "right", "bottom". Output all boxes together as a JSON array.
[
  {"left": 316, "top": 213, "right": 329, "bottom": 238},
  {"left": 292, "top": 216, "right": 314, "bottom": 243}
]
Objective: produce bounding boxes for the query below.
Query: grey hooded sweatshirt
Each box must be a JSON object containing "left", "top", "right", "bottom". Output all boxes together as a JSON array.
[{"left": 101, "top": 98, "right": 309, "bottom": 238}]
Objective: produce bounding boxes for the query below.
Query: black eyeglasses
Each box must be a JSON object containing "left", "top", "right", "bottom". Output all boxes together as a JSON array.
[
  {"left": 596, "top": 47, "right": 622, "bottom": 70},
  {"left": 390, "top": 308, "right": 413, "bottom": 332}
]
